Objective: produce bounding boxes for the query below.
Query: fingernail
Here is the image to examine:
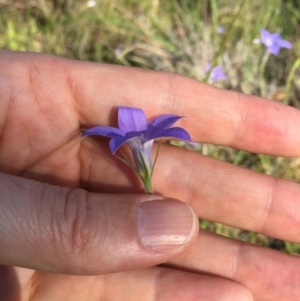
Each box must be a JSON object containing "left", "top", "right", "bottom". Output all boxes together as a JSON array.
[{"left": 138, "top": 198, "right": 198, "bottom": 252}]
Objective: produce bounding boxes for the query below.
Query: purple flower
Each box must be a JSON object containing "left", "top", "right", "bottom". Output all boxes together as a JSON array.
[
  {"left": 205, "top": 63, "right": 227, "bottom": 83},
  {"left": 114, "top": 47, "right": 122, "bottom": 57},
  {"left": 260, "top": 29, "right": 292, "bottom": 56},
  {"left": 217, "top": 26, "right": 224, "bottom": 34},
  {"left": 82, "top": 107, "right": 191, "bottom": 192}
]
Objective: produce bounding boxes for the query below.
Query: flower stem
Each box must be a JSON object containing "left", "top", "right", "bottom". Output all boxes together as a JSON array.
[
  {"left": 259, "top": 52, "right": 270, "bottom": 98},
  {"left": 204, "top": 2, "right": 245, "bottom": 83},
  {"left": 115, "top": 152, "right": 154, "bottom": 194},
  {"left": 284, "top": 57, "right": 300, "bottom": 105},
  {"left": 142, "top": 177, "right": 153, "bottom": 194}
]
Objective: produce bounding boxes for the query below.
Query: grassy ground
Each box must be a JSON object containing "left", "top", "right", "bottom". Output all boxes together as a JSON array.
[{"left": 1, "top": 0, "right": 300, "bottom": 254}]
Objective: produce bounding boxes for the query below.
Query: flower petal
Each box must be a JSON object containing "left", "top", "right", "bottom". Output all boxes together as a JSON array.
[
  {"left": 279, "top": 39, "right": 293, "bottom": 49},
  {"left": 149, "top": 115, "right": 182, "bottom": 129},
  {"left": 152, "top": 127, "right": 191, "bottom": 141},
  {"left": 82, "top": 126, "right": 125, "bottom": 138},
  {"left": 271, "top": 33, "right": 281, "bottom": 43},
  {"left": 268, "top": 44, "right": 280, "bottom": 56},
  {"left": 205, "top": 62, "right": 211, "bottom": 72},
  {"left": 211, "top": 66, "right": 227, "bottom": 81},
  {"left": 127, "top": 138, "right": 154, "bottom": 173},
  {"left": 260, "top": 29, "right": 272, "bottom": 43},
  {"left": 109, "top": 136, "right": 130, "bottom": 153},
  {"left": 118, "top": 107, "right": 147, "bottom": 133},
  {"left": 146, "top": 114, "right": 183, "bottom": 139}
]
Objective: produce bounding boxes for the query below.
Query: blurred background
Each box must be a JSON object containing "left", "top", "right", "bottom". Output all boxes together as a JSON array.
[{"left": 1, "top": 0, "right": 300, "bottom": 254}]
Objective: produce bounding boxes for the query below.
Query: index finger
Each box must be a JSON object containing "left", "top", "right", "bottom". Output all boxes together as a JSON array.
[
  {"left": 68, "top": 61, "right": 300, "bottom": 156},
  {"left": 5, "top": 51, "right": 300, "bottom": 156}
]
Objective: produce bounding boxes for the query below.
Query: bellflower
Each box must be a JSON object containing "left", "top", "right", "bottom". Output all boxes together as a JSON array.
[
  {"left": 114, "top": 47, "right": 122, "bottom": 58},
  {"left": 217, "top": 26, "right": 224, "bottom": 34},
  {"left": 82, "top": 106, "right": 191, "bottom": 193},
  {"left": 260, "top": 29, "right": 292, "bottom": 56},
  {"left": 205, "top": 63, "right": 227, "bottom": 83}
]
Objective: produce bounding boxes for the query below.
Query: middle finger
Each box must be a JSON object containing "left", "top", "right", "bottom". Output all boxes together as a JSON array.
[{"left": 80, "top": 140, "right": 300, "bottom": 243}]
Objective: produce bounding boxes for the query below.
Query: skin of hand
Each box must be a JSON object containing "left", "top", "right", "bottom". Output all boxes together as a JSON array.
[{"left": 1, "top": 50, "right": 300, "bottom": 301}]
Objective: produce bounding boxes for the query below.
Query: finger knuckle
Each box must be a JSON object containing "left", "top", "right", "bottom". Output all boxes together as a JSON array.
[{"left": 55, "top": 188, "right": 103, "bottom": 259}]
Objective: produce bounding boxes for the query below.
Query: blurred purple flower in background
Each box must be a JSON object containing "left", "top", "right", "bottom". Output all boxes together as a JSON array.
[
  {"left": 205, "top": 63, "right": 227, "bottom": 83},
  {"left": 260, "top": 29, "right": 292, "bottom": 56},
  {"left": 217, "top": 26, "right": 224, "bottom": 34},
  {"left": 82, "top": 106, "right": 191, "bottom": 193},
  {"left": 114, "top": 47, "right": 122, "bottom": 58}
]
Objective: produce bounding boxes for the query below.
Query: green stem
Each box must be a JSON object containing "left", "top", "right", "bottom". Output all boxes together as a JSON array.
[
  {"left": 138, "top": 151, "right": 153, "bottom": 194},
  {"left": 142, "top": 176, "right": 153, "bottom": 194},
  {"left": 284, "top": 57, "right": 300, "bottom": 105},
  {"left": 115, "top": 152, "right": 153, "bottom": 193},
  {"left": 204, "top": 2, "right": 245, "bottom": 83},
  {"left": 151, "top": 139, "right": 161, "bottom": 177},
  {"left": 259, "top": 52, "right": 270, "bottom": 98}
]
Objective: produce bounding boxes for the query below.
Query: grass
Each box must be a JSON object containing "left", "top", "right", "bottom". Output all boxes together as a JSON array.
[{"left": 1, "top": 0, "right": 300, "bottom": 254}]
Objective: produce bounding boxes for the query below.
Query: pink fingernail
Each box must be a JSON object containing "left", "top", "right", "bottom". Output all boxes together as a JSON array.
[{"left": 138, "top": 199, "right": 198, "bottom": 252}]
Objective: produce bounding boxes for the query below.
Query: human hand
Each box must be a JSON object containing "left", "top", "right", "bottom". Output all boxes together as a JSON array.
[{"left": 0, "top": 50, "right": 299, "bottom": 301}]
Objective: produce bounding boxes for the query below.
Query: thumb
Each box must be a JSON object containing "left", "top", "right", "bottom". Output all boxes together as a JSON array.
[{"left": 0, "top": 173, "right": 198, "bottom": 275}]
